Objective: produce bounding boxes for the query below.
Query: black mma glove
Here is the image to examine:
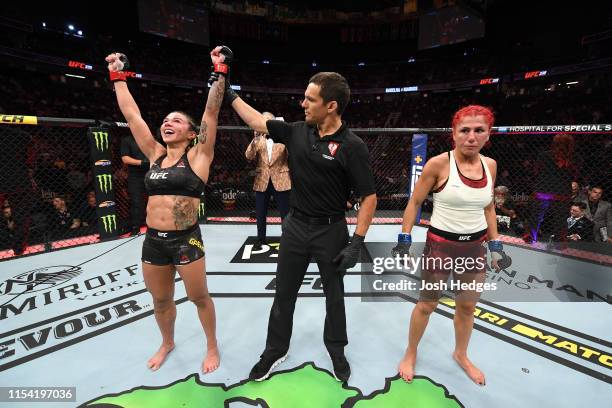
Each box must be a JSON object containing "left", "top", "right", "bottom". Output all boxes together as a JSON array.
[
  {"left": 333, "top": 233, "right": 365, "bottom": 272},
  {"left": 207, "top": 46, "right": 238, "bottom": 104},
  {"left": 109, "top": 53, "right": 130, "bottom": 82},
  {"left": 488, "top": 240, "right": 512, "bottom": 271}
]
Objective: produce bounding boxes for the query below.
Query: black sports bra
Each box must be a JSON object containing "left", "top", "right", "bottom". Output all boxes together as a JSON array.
[{"left": 144, "top": 152, "right": 205, "bottom": 198}]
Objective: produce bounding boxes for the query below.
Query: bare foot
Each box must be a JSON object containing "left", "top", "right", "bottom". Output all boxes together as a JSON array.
[
  {"left": 202, "top": 346, "right": 220, "bottom": 374},
  {"left": 453, "top": 352, "right": 485, "bottom": 385},
  {"left": 147, "top": 343, "right": 175, "bottom": 371},
  {"left": 398, "top": 349, "right": 417, "bottom": 383}
]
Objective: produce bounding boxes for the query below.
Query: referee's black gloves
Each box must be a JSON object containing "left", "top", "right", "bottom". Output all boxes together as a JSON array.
[{"left": 333, "top": 233, "right": 365, "bottom": 272}]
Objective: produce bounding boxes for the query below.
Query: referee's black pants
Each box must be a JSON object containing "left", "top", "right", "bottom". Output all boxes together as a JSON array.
[
  {"left": 264, "top": 212, "right": 349, "bottom": 357},
  {"left": 127, "top": 174, "right": 146, "bottom": 229}
]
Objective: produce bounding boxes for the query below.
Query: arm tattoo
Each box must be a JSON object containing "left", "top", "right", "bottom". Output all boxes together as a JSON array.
[
  {"left": 173, "top": 197, "right": 197, "bottom": 229},
  {"left": 205, "top": 77, "right": 225, "bottom": 112},
  {"left": 198, "top": 120, "right": 207, "bottom": 144}
]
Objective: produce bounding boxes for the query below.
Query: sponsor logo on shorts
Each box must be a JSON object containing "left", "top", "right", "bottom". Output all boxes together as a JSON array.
[
  {"left": 157, "top": 232, "right": 168, "bottom": 238},
  {"left": 458, "top": 235, "right": 472, "bottom": 241},
  {"left": 188, "top": 238, "right": 204, "bottom": 252}
]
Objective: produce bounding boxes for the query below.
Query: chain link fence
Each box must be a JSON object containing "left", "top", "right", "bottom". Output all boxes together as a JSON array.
[
  {"left": 1, "top": 117, "right": 610, "bottom": 260},
  {"left": 205, "top": 129, "right": 414, "bottom": 221},
  {"left": 0, "top": 118, "right": 133, "bottom": 258}
]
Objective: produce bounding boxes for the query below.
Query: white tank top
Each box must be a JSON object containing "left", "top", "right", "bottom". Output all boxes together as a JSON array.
[{"left": 429, "top": 151, "right": 493, "bottom": 234}]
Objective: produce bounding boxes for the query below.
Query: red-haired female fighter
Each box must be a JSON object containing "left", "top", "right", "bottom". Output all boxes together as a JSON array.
[
  {"left": 105, "top": 46, "right": 231, "bottom": 373},
  {"left": 392, "top": 105, "right": 511, "bottom": 385}
]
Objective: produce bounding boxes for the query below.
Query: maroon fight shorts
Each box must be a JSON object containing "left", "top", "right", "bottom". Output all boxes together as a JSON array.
[{"left": 419, "top": 226, "right": 488, "bottom": 302}]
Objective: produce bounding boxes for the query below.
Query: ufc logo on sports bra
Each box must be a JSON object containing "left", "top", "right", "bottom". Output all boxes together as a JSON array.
[
  {"left": 458, "top": 235, "right": 472, "bottom": 241},
  {"left": 150, "top": 172, "right": 169, "bottom": 180}
]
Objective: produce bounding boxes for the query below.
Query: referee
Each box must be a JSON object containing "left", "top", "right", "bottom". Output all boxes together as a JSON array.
[
  {"left": 221, "top": 72, "right": 377, "bottom": 383},
  {"left": 120, "top": 134, "right": 149, "bottom": 235}
]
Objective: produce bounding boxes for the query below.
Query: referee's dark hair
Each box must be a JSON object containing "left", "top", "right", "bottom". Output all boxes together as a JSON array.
[{"left": 309, "top": 72, "right": 350, "bottom": 115}]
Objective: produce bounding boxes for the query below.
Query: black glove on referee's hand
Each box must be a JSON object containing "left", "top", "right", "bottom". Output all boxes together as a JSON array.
[
  {"left": 208, "top": 71, "right": 239, "bottom": 104},
  {"left": 333, "top": 233, "right": 365, "bottom": 272},
  {"left": 207, "top": 45, "right": 238, "bottom": 104}
]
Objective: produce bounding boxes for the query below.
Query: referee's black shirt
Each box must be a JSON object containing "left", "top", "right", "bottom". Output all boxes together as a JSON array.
[
  {"left": 120, "top": 135, "right": 147, "bottom": 178},
  {"left": 266, "top": 120, "right": 376, "bottom": 217}
]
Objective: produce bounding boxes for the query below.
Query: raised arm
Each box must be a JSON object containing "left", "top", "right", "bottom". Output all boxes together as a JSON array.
[
  {"left": 230, "top": 98, "right": 269, "bottom": 134},
  {"left": 106, "top": 53, "right": 164, "bottom": 161},
  {"left": 193, "top": 46, "right": 234, "bottom": 162}
]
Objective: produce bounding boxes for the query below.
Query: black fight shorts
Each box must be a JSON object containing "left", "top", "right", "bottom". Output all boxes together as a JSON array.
[{"left": 142, "top": 223, "right": 205, "bottom": 266}]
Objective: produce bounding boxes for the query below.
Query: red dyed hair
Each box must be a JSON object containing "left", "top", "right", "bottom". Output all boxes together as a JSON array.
[{"left": 451, "top": 105, "right": 495, "bottom": 130}]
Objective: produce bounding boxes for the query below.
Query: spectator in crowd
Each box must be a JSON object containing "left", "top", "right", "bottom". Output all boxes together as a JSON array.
[
  {"left": 244, "top": 112, "right": 291, "bottom": 249},
  {"left": 494, "top": 185, "right": 525, "bottom": 236},
  {"left": 570, "top": 181, "right": 587, "bottom": 202},
  {"left": 580, "top": 185, "right": 612, "bottom": 243},
  {"left": 0, "top": 204, "right": 16, "bottom": 250},
  {"left": 34, "top": 152, "right": 66, "bottom": 201},
  {"left": 49, "top": 195, "right": 80, "bottom": 238},
  {"left": 567, "top": 202, "right": 594, "bottom": 242},
  {"left": 0, "top": 126, "right": 33, "bottom": 254},
  {"left": 76, "top": 191, "right": 98, "bottom": 232},
  {"left": 66, "top": 161, "right": 89, "bottom": 200},
  {"left": 524, "top": 133, "right": 577, "bottom": 244},
  {"left": 121, "top": 134, "right": 150, "bottom": 235},
  {"left": 495, "top": 168, "right": 512, "bottom": 189}
]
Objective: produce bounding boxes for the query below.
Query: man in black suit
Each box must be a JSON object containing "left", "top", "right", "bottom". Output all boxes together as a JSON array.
[{"left": 567, "top": 202, "right": 594, "bottom": 242}]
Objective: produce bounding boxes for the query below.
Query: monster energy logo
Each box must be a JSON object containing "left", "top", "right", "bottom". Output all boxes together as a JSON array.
[
  {"left": 96, "top": 174, "right": 113, "bottom": 193},
  {"left": 92, "top": 131, "right": 109, "bottom": 151},
  {"left": 198, "top": 202, "right": 205, "bottom": 218},
  {"left": 100, "top": 214, "right": 117, "bottom": 233}
]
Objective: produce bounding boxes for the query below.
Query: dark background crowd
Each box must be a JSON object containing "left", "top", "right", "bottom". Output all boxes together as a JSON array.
[{"left": 0, "top": 0, "right": 610, "bottom": 256}]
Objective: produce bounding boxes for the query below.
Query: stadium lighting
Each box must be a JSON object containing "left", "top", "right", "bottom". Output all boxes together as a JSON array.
[
  {"left": 65, "top": 74, "right": 85, "bottom": 79},
  {"left": 262, "top": 60, "right": 270, "bottom": 64},
  {"left": 77, "top": 30, "right": 83, "bottom": 36},
  {"left": 312, "top": 62, "right": 317, "bottom": 67},
  {"left": 68, "top": 24, "right": 75, "bottom": 31},
  {"left": 42, "top": 22, "right": 46, "bottom": 27},
  {"left": 566, "top": 81, "right": 579, "bottom": 85},
  {"left": 358, "top": 62, "right": 365, "bottom": 66}
]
